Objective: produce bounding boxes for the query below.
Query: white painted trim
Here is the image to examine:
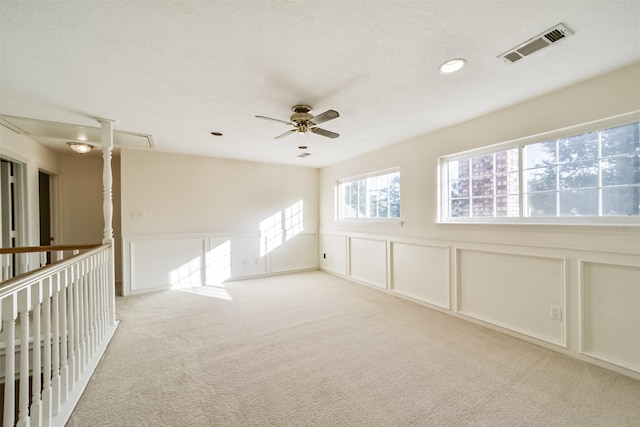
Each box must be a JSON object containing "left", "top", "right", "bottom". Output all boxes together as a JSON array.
[
  {"left": 455, "top": 247, "right": 567, "bottom": 347},
  {"left": 320, "top": 228, "right": 640, "bottom": 257},
  {"left": 388, "top": 240, "right": 452, "bottom": 309},
  {"left": 123, "top": 231, "right": 319, "bottom": 295},
  {"left": 50, "top": 321, "right": 119, "bottom": 427},
  {"left": 578, "top": 258, "right": 640, "bottom": 374},
  {"left": 348, "top": 235, "right": 388, "bottom": 289},
  {"left": 318, "top": 231, "right": 640, "bottom": 371}
]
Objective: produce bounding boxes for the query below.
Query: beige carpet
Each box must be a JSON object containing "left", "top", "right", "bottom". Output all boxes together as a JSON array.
[{"left": 67, "top": 271, "right": 640, "bottom": 426}]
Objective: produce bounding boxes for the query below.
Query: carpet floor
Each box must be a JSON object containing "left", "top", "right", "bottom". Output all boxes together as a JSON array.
[{"left": 67, "top": 271, "right": 640, "bottom": 426}]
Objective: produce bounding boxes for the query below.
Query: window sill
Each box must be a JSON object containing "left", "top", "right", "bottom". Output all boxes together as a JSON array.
[
  {"left": 338, "top": 219, "right": 404, "bottom": 226},
  {"left": 437, "top": 217, "right": 640, "bottom": 227}
]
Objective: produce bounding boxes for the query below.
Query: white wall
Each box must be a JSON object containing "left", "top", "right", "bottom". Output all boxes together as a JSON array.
[
  {"left": 120, "top": 150, "right": 319, "bottom": 294},
  {"left": 318, "top": 62, "right": 640, "bottom": 380},
  {"left": 59, "top": 154, "right": 122, "bottom": 284},
  {"left": 0, "top": 126, "right": 60, "bottom": 247}
]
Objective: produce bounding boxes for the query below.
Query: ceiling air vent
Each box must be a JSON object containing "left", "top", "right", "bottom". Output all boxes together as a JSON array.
[{"left": 498, "top": 23, "right": 573, "bottom": 63}]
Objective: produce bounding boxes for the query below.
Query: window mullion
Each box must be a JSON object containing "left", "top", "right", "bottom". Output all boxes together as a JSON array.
[
  {"left": 469, "top": 159, "right": 473, "bottom": 218},
  {"left": 555, "top": 140, "right": 560, "bottom": 217},
  {"left": 518, "top": 144, "right": 524, "bottom": 217},
  {"left": 597, "top": 130, "right": 603, "bottom": 216},
  {"left": 493, "top": 153, "right": 497, "bottom": 217}
]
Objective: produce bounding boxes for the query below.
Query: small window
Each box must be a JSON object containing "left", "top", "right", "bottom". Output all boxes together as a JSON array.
[
  {"left": 338, "top": 169, "right": 400, "bottom": 220},
  {"left": 441, "top": 119, "right": 640, "bottom": 224}
]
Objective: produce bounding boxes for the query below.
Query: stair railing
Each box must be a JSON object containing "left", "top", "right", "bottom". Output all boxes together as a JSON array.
[
  {"left": 0, "top": 244, "right": 102, "bottom": 282},
  {"left": 0, "top": 243, "right": 118, "bottom": 427}
]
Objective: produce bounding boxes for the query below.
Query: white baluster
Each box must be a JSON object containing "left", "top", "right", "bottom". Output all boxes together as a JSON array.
[
  {"left": 59, "top": 268, "right": 69, "bottom": 403},
  {"left": 16, "top": 287, "right": 31, "bottom": 427},
  {"left": 78, "top": 260, "right": 85, "bottom": 376},
  {"left": 30, "top": 280, "right": 43, "bottom": 427},
  {"left": 42, "top": 275, "right": 53, "bottom": 424},
  {"left": 85, "top": 257, "right": 91, "bottom": 359},
  {"left": 69, "top": 263, "right": 78, "bottom": 386},
  {"left": 18, "top": 252, "right": 26, "bottom": 275},
  {"left": 1, "top": 253, "right": 7, "bottom": 281},
  {"left": 88, "top": 255, "right": 96, "bottom": 356},
  {"left": 92, "top": 255, "right": 100, "bottom": 342},
  {"left": 97, "top": 251, "right": 105, "bottom": 340},
  {"left": 2, "top": 294, "right": 17, "bottom": 427},
  {"left": 84, "top": 257, "right": 91, "bottom": 363},
  {"left": 77, "top": 261, "right": 85, "bottom": 374}
]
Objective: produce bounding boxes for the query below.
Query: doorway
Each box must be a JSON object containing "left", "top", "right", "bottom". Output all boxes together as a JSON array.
[
  {"left": 1, "top": 158, "right": 24, "bottom": 277},
  {"left": 38, "top": 170, "right": 56, "bottom": 264}
]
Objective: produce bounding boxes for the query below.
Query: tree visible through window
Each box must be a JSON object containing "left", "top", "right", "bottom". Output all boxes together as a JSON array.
[
  {"left": 339, "top": 170, "right": 400, "bottom": 220},
  {"left": 443, "top": 120, "right": 640, "bottom": 221},
  {"left": 524, "top": 122, "right": 640, "bottom": 217}
]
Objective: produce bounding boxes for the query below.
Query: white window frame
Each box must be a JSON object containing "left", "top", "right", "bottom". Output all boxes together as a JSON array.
[
  {"left": 337, "top": 167, "right": 401, "bottom": 222},
  {"left": 438, "top": 111, "right": 640, "bottom": 226}
]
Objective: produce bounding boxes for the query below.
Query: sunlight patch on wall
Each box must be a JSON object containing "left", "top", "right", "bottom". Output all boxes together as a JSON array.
[
  {"left": 285, "top": 200, "right": 304, "bottom": 241},
  {"left": 169, "top": 256, "right": 202, "bottom": 289},
  {"left": 206, "top": 240, "right": 231, "bottom": 284},
  {"left": 260, "top": 211, "right": 283, "bottom": 257},
  {"left": 260, "top": 200, "right": 304, "bottom": 256}
]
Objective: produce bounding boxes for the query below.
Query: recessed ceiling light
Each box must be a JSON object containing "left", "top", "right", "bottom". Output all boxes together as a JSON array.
[
  {"left": 210, "top": 131, "right": 223, "bottom": 136},
  {"left": 439, "top": 58, "right": 466, "bottom": 74}
]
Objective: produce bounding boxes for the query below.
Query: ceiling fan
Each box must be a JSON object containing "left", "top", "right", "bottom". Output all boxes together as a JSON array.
[{"left": 256, "top": 104, "right": 340, "bottom": 139}]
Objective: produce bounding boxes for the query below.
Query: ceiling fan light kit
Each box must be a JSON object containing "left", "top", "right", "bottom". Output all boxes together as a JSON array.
[{"left": 256, "top": 104, "right": 340, "bottom": 140}]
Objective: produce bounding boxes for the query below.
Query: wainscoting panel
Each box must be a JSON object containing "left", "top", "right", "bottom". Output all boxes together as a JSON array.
[
  {"left": 582, "top": 261, "right": 640, "bottom": 373},
  {"left": 350, "top": 237, "right": 387, "bottom": 289},
  {"left": 457, "top": 249, "right": 565, "bottom": 346},
  {"left": 271, "top": 233, "right": 317, "bottom": 273},
  {"left": 391, "top": 242, "right": 450, "bottom": 309},
  {"left": 131, "top": 238, "right": 205, "bottom": 291},
  {"left": 320, "top": 234, "right": 347, "bottom": 275},
  {"left": 226, "top": 236, "right": 267, "bottom": 279}
]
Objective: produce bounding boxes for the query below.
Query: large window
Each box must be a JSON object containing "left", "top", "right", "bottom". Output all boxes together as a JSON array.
[
  {"left": 339, "top": 169, "right": 400, "bottom": 220},
  {"left": 442, "top": 119, "right": 640, "bottom": 223}
]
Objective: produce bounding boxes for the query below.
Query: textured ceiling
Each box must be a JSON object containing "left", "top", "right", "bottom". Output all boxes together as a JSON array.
[{"left": 1, "top": 1, "right": 639, "bottom": 167}]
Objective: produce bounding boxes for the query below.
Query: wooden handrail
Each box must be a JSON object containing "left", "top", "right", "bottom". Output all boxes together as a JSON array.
[
  {"left": 0, "top": 243, "right": 110, "bottom": 296},
  {"left": 0, "top": 243, "right": 101, "bottom": 255}
]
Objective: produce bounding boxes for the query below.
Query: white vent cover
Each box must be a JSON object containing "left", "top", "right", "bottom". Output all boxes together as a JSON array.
[{"left": 498, "top": 23, "right": 573, "bottom": 63}]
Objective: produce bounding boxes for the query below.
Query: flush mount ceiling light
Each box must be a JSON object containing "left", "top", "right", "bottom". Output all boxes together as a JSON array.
[
  {"left": 439, "top": 58, "right": 466, "bottom": 74},
  {"left": 67, "top": 142, "right": 93, "bottom": 154}
]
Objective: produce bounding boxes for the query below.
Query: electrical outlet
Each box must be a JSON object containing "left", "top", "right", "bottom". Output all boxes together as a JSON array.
[
  {"left": 550, "top": 305, "right": 562, "bottom": 321},
  {"left": 130, "top": 209, "right": 145, "bottom": 219}
]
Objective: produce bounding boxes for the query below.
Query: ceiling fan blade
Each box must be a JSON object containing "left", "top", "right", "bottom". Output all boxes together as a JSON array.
[
  {"left": 255, "top": 115, "right": 293, "bottom": 125},
  {"left": 310, "top": 127, "right": 339, "bottom": 139},
  {"left": 309, "top": 109, "right": 339, "bottom": 125},
  {"left": 275, "top": 129, "right": 297, "bottom": 139}
]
